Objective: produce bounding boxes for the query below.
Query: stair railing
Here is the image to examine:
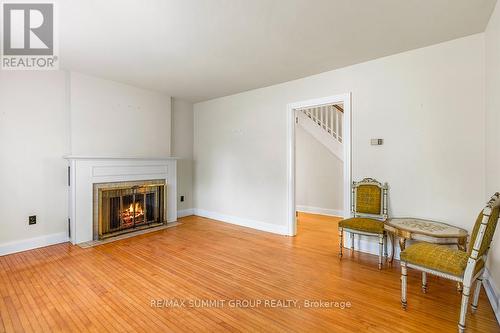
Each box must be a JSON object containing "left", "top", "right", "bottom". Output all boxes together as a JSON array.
[{"left": 300, "top": 105, "right": 343, "bottom": 143}]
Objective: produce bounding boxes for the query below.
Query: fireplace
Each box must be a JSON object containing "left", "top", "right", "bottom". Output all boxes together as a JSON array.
[{"left": 93, "top": 179, "right": 166, "bottom": 240}]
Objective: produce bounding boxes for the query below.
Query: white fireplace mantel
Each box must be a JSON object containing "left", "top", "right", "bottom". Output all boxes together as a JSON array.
[{"left": 64, "top": 156, "right": 178, "bottom": 244}]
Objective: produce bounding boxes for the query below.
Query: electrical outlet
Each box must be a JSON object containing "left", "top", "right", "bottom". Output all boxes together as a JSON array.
[
  {"left": 29, "top": 215, "right": 37, "bottom": 225},
  {"left": 180, "top": 195, "right": 185, "bottom": 202}
]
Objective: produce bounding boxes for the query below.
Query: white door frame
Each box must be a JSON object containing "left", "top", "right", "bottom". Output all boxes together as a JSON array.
[{"left": 286, "top": 93, "right": 352, "bottom": 236}]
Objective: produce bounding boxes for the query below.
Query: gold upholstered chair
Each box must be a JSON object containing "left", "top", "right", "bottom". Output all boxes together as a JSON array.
[
  {"left": 400, "top": 192, "right": 500, "bottom": 333},
  {"left": 338, "top": 178, "right": 389, "bottom": 269}
]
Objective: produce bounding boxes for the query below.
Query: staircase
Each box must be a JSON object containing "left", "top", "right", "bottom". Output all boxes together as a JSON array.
[{"left": 296, "top": 104, "right": 343, "bottom": 161}]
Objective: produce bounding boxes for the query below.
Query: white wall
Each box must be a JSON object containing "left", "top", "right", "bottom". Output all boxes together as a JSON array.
[
  {"left": 194, "top": 34, "right": 485, "bottom": 235},
  {"left": 485, "top": 0, "right": 500, "bottom": 302},
  {"left": 70, "top": 72, "right": 171, "bottom": 157},
  {"left": 172, "top": 99, "right": 194, "bottom": 213},
  {"left": 0, "top": 71, "right": 69, "bottom": 247},
  {"left": 0, "top": 71, "right": 174, "bottom": 253},
  {"left": 295, "top": 125, "right": 343, "bottom": 215}
]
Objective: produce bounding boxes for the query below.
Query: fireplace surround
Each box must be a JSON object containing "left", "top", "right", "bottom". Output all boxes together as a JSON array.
[{"left": 65, "top": 156, "right": 177, "bottom": 244}]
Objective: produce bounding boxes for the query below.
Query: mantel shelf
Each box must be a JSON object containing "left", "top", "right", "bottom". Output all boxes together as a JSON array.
[{"left": 63, "top": 155, "right": 179, "bottom": 161}]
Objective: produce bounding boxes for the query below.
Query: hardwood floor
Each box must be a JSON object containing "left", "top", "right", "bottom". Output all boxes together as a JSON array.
[{"left": 0, "top": 213, "right": 498, "bottom": 332}]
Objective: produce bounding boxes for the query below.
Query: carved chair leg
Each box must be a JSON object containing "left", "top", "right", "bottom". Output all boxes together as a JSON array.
[
  {"left": 401, "top": 262, "right": 407, "bottom": 310},
  {"left": 378, "top": 234, "right": 383, "bottom": 269},
  {"left": 350, "top": 233, "right": 354, "bottom": 250},
  {"left": 458, "top": 284, "right": 471, "bottom": 333},
  {"left": 339, "top": 228, "right": 343, "bottom": 259},
  {"left": 471, "top": 277, "right": 483, "bottom": 313},
  {"left": 422, "top": 272, "right": 427, "bottom": 293}
]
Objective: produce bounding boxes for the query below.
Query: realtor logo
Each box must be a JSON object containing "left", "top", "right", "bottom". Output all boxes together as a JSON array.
[{"left": 1, "top": 1, "right": 58, "bottom": 70}]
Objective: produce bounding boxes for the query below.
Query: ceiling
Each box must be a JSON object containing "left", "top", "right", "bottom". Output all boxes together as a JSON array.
[{"left": 59, "top": 0, "right": 497, "bottom": 102}]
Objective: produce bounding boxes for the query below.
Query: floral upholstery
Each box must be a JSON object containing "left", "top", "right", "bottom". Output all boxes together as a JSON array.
[
  {"left": 338, "top": 217, "right": 385, "bottom": 234},
  {"left": 356, "top": 185, "right": 382, "bottom": 215},
  {"left": 469, "top": 205, "right": 500, "bottom": 257},
  {"left": 400, "top": 242, "right": 484, "bottom": 277}
]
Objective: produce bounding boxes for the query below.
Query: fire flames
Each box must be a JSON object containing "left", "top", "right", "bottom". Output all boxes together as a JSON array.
[{"left": 121, "top": 202, "right": 144, "bottom": 226}]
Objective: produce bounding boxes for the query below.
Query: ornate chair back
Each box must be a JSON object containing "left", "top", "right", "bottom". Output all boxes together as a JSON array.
[
  {"left": 352, "top": 178, "right": 388, "bottom": 221},
  {"left": 465, "top": 193, "right": 500, "bottom": 279}
]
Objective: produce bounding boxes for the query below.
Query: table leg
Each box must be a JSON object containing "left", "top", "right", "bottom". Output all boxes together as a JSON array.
[
  {"left": 399, "top": 237, "right": 407, "bottom": 252},
  {"left": 384, "top": 234, "right": 388, "bottom": 258},
  {"left": 457, "top": 237, "right": 466, "bottom": 293},
  {"left": 389, "top": 233, "right": 395, "bottom": 264}
]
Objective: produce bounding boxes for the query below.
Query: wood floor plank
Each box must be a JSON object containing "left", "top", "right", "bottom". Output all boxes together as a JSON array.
[{"left": 0, "top": 213, "right": 498, "bottom": 332}]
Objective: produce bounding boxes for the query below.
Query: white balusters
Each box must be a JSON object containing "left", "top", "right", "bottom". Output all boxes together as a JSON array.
[
  {"left": 321, "top": 106, "right": 327, "bottom": 130},
  {"left": 320, "top": 106, "right": 325, "bottom": 130},
  {"left": 298, "top": 104, "right": 343, "bottom": 145},
  {"left": 338, "top": 111, "right": 343, "bottom": 142},
  {"left": 327, "top": 106, "right": 332, "bottom": 134},
  {"left": 335, "top": 109, "right": 339, "bottom": 141}
]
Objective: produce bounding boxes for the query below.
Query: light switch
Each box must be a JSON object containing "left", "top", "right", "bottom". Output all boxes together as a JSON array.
[{"left": 370, "top": 139, "right": 383, "bottom": 145}]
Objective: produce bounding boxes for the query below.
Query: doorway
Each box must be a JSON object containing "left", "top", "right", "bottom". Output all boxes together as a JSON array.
[{"left": 286, "top": 93, "right": 351, "bottom": 236}]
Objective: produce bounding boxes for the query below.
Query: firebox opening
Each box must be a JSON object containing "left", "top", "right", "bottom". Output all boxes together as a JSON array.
[{"left": 93, "top": 180, "right": 166, "bottom": 240}]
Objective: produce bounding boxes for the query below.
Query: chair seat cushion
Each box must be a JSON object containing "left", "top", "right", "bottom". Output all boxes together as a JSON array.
[
  {"left": 400, "top": 242, "right": 484, "bottom": 277},
  {"left": 338, "top": 217, "right": 385, "bottom": 234}
]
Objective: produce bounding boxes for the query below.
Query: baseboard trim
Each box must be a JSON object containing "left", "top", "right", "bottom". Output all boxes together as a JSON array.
[
  {"left": 194, "top": 209, "right": 289, "bottom": 235},
  {"left": 483, "top": 269, "right": 500, "bottom": 324},
  {"left": 296, "top": 205, "right": 345, "bottom": 218},
  {"left": 177, "top": 208, "right": 195, "bottom": 218},
  {"left": 0, "top": 232, "right": 69, "bottom": 256}
]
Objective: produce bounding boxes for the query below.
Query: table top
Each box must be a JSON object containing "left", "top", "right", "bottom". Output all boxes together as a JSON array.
[{"left": 385, "top": 217, "right": 468, "bottom": 238}]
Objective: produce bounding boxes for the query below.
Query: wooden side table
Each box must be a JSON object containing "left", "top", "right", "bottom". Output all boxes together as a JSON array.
[{"left": 385, "top": 218, "right": 468, "bottom": 263}]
